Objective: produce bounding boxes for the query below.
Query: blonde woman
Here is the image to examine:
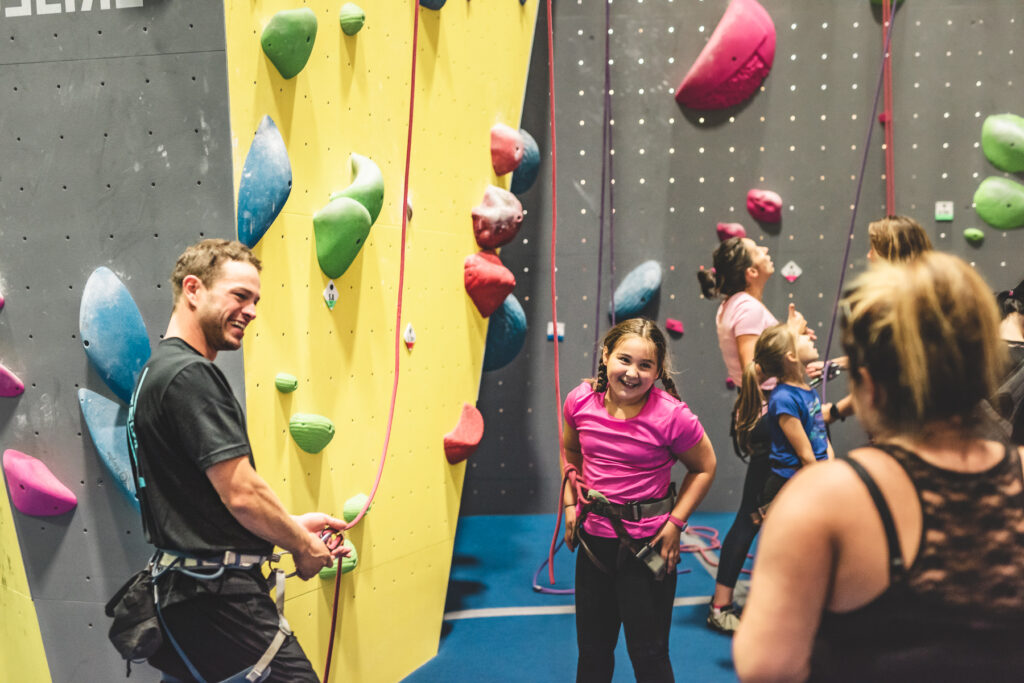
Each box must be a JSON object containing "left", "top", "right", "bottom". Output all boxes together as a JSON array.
[{"left": 734, "top": 252, "right": 1024, "bottom": 681}]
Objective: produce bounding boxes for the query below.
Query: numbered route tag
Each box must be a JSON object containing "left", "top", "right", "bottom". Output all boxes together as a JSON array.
[
  {"left": 323, "top": 280, "right": 338, "bottom": 310},
  {"left": 781, "top": 261, "right": 802, "bottom": 283}
]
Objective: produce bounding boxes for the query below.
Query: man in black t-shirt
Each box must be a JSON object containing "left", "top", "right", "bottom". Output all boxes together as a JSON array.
[{"left": 129, "top": 239, "right": 346, "bottom": 682}]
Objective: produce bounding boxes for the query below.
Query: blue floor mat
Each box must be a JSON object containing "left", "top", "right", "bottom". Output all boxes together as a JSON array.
[{"left": 405, "top": 512, "right": 750, "bottom": 682}]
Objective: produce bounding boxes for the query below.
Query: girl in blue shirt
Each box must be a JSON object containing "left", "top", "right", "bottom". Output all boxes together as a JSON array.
[{"left": 735, "top": 324, "right": 834, "bottom": 519}]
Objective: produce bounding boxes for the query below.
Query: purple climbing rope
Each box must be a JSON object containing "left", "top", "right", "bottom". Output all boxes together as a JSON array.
[{"left": 592, "top": 0, "right": 615, "bottom": 372}]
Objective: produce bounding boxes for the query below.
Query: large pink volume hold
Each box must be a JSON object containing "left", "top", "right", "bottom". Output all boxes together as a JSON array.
[
  {"left": 674, "top": 0, "right": 776, "bottom": 110},
  {"left": 3, "top": 449, "right": 78, "bottom": 516}
]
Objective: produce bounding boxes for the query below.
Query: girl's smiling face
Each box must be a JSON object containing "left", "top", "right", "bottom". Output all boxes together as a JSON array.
[{"left": 602, "top": 335, "right": 660, "bottom": 407}]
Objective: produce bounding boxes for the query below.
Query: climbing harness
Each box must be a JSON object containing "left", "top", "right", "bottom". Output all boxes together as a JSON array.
[{"left": 150, "top": 549, "right": 289, "bottom": 683}]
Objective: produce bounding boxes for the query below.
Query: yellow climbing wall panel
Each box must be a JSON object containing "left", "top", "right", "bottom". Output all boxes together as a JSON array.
[
  {"left": 223, "top": 1, "right": 538, "bottom": 680},
  {"left": 0, "top": 487, "right": 51, "bottom": 681}
]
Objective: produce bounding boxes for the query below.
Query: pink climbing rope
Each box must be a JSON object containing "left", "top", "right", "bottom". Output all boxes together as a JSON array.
[
  {"left": 321, "top": 1, "right": 420, "bottom": 680},
  {"left": 882, "top": 0, "right": 896, "bottom": 214},
  {"left": 545, "top": 0, "right": 568, "bottom": 586}
]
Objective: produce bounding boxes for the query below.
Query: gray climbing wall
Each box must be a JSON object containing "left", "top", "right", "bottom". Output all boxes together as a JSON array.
[
  {"left": 465, "top": 0, "right": 1024, "bottom": 515},
  {"left": 0, "top": 3, "right": 238, "bottom": 680}
]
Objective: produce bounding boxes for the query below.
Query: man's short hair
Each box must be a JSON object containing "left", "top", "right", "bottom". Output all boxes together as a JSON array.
[{"left": 170, "top": 239, "right": 262, "bottom": 306}]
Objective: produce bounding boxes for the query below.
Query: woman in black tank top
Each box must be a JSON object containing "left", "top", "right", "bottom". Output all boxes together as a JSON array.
[{"left": 732, "top": 253, "right": 1024, "bottom": 682}]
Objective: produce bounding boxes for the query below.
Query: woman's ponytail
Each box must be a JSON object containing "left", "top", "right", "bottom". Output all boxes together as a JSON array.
[{"left": 698, "top": 237, "right": 753, "bottom": 301}]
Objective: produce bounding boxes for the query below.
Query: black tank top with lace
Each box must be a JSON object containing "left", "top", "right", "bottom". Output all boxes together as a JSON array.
[{"left": 810, "top": 442, "right": 1024, "bottom": 682}]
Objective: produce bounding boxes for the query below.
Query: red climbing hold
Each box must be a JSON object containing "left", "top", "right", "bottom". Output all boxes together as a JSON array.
[
  {"left": 490, "top": 124, "right": 524, "bottom": 176},
  {"left": 746, "top": 188, "right": 782, "bottom": 223},
  {"left": 3, "top": 449, "right": 78, "bottom": 517},
  {"left": 464, "top": 251, "right": 516, "bottom": 318},
  {"left": 443, "top": 403, "right": 484, "bottom": 464},
  {"left": 716, "top": 222, "right": 747, "bottom": 241},
  {"left": 674, "top": 0, "right": 776, "bottom": 110},
  {"left": 473, "top": 185, "right": 524, "bottom": 249}
]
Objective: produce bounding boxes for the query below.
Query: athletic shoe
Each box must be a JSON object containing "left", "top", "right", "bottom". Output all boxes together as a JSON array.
[{"left": 707, "top": 602, "right": 741, "bottom": 634}]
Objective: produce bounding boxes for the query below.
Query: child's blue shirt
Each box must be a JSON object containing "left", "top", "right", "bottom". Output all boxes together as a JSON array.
[{"left": 767, "top": 383, "right": 829, "bottom": 478}]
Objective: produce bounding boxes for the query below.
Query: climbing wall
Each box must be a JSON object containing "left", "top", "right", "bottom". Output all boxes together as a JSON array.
[
  {"left": 466, "top": 0, "right": 1024, "bottom": 515},
  {"left": 0, "top": 2, "right": 240, "bottom": 681},
  {"left": 223, "top": 1, "right": 538, "bottom": 681}
]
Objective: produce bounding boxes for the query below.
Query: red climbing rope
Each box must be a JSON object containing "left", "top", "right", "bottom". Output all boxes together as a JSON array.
[
  {"left": 545, "top": 0, "right": 566, "bottom": 585},
  {"left": 882, "top": 0, "right": 896, "bottom": 213},
  {"left": 321, "top": 1, "right": 420, "bottom": 680}
]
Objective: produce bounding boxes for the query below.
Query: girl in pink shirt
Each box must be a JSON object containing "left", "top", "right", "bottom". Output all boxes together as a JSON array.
[{"left": 562, "top": 318, "right": 717, "bottom": 682}]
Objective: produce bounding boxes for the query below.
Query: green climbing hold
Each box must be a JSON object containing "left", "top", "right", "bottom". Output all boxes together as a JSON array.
[
  {"left": 339, "top": 3, "right": 366, "bottom": 35},
  {"left": 313, "top": 196, "right": 373, "bottom": 279},
  {"left": 329, "top": 153, "right": 384, "bottom": 224},
  {"left": 289, "top": 413, "right": 336, "bottom": 453},
  {"left": 963, "top": 227, "right": 985, "bottom": 245},
  {"left": 261, "top": 8, "right": 318, "bottom": 80},
  {"left": 982, "top": 114, "right": 1024, "bottom": 173},
  {"left": 318, "top": 539, "right": 358, "bottom": 579},
  {"left": 974, "top": 176, "right": 1024, "bottom": 230},
  {"left": 343, "top": 493, "right": 371, "bottom": 523},
  {"left": 275, "top": 373, "right": 299, "bottom": 393}
]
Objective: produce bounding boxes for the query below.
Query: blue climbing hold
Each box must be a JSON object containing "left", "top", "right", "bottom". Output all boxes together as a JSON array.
[
  {"left": 609, "top": 261, "right": 662, "bottom": 319},
  {"left": 511, "top": 129, "right": 540, "bottom": 195},
  {"left": 483, "top": 294, "right": 527, "bottom": 371},
  {"left": 237, "top": 115, "right": 292, "bottom": 248},
  {"left": 78, "top": 388, "right": 138, "bottom": 509},
  {"left": 79, "top": 267, "right": 151, "bottom": 405}
]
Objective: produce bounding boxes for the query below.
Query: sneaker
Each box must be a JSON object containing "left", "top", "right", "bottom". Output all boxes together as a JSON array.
[{"left": 706, "top": 602, "right": 741, "bottom": 634}]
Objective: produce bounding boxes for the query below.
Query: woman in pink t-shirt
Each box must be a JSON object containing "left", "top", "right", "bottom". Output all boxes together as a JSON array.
[
  {"left": 696, "top": 237, "right": 811, "bottom": 634},
  {"left": 562, "top": 318, "right": 717, "bottom": 682}
]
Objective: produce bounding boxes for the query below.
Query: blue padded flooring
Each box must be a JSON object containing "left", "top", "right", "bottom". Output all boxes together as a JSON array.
[{"left": 404, "top": 512, "right": 752, "bottom": 682}]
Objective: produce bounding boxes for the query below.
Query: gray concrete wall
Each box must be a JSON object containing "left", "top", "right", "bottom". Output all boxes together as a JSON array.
[{"left": 464, "top": 0, "right": 1024, "bottom": 515}]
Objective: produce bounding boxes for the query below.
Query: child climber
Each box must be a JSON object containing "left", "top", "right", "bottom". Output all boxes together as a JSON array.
[
  {"left": 562, "top": 318, "right": 717, "bottom": 682},
  {"left": 734, "top": 324, "right": 833, "bottom": 522}
]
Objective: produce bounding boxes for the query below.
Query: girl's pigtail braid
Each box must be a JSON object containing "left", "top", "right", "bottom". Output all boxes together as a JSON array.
[
  {"left": 660, "top": 374, "right": 681, "bottom": 401},
  {"left": 596, "top": 362, "right": 609, "bottom": 393}
]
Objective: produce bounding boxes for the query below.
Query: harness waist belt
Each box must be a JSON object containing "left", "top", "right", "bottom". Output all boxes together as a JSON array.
[
  {"left": 587, "top": 483, "right": 677, "bottom": 522},
  {"left": 155, "top": 549, "right": 269, "bottom": 570}
]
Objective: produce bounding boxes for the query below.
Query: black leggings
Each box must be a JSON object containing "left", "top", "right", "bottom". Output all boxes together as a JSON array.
[
  {"left": 575, "top": 530, "right": 678, "bottom": 683},
  {"left": 715, "top": 414, "right": 772, "bottom": 591}
]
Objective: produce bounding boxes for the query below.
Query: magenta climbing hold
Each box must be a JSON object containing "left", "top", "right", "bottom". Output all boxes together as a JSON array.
[
  {"left": 665, "top": 318, "right": 684, "bottom": 335},
  {"left": 472, "top": 185, "right": 524, "bottom": 249},
  {"left": 716, "top": 222, "right": 747, "bottom": 241},
  {"left": 490, "top": 124, "right": 524, "bottom": 176},
  {"left": 746, "top": 188, "right": 782, "bottom": 223},
  {"left": 444, "top": 403, "right": 484, "bottom": 465},
  {"left": 3, "top": 449, "right": 77, "bottom": 517},
  {"left": 464, "top": 251, "right": 516, "bottom": 318},
  {"left": 0, "top": 362, "right": 24, "bottom": 397},
  {"left": 674, "top": 0, "right": 775, "bottom": 110}
]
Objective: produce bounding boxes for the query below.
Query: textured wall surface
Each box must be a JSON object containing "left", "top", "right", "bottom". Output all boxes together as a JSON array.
[
  {"left": 0, "top": 3, "right": 242, "bottom": 681},
  {"left": 465, "top": 0, "right": 1024, "bottom": 516},
  {"left": 223, "top": 1, "right": 538, "bottom": 681}
]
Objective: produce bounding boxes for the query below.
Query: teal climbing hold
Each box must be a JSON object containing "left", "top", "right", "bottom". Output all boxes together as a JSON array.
[
  {"left": 483, "top": 294, "right": 527, "bottom": 371},
  {"left": 963, "top": 227, "right": 985, "bottom": 245},
  {"left": 610, "top": 261, "right": 663, "bottom": 319},
  {"left": 313, "top": 197, "right": 373, "bottom": 279},
  {"left": 420, "top": 0, "right": 446, "bottom": 9},
  {"left": 974, "top": 176, "right": 1024, "bottom": 230},
  {"left": 79, "top": 388, "right": 137, "bottom": 509},
  {"left": 982, "top": 114, "right": 1024, "bottom": 173},
  {"left": 237, "top": 115, "right": 292, "bottom": 248},
  {"left": 275, "top": 373, "right": 299, "bottom": 393},
  {"left": 289, "top": 413, "right": 336, "bottom": 453},
  {"left": 343, "top": 493, "right": 371, "bottom": 523},
  {"left": 329, "top": 153, "right": 384, "bottom": 224},
  {"left": 339, "top": 3, "right": 366, "bottom": 35},
  {"left": 319, "top": 539, "right": 358, "bottom": 579},
  {"left": 510, "top": 129, "right": 540, "bottom": 195},
  {"left": 261, "top": 8, "right": 318, "bottom": 80},
  {"left": 80, "top": 267, "right": 152, "bottom": 404}
]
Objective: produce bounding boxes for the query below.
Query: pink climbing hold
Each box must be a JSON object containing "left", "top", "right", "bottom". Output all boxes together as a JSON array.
[
  {"left": 3, "top": 449, "right": 78, "bottom": 517},
  {"left": 716, "top": 222, "right": 747, "bottom": 241},
  {"left": 490, "top": 124, "right": 524, "bottom": 176},
  {"left": 444, "top": 403, "right": 484, "bottom": 465},
  {"left": 0, "top": 362, "right": 24, "bottom": 397},
  {"left": 473, "top": 185, "right": 524, "bottom": 249},
  {"left": 674, "top": 0, "right": 776, "bottom": 110},
  {"left": 746, "top": 189, "right": 782, "bottom": 223},
  {"left": 665, "top": 318, "right": 684, "bottom": 335},
  {"left": 464, "top": 251, "right": 516, "bottom": 318}
]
